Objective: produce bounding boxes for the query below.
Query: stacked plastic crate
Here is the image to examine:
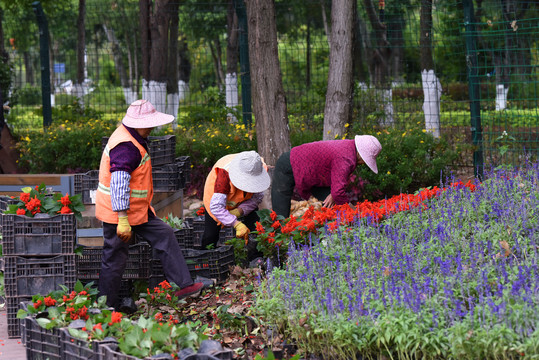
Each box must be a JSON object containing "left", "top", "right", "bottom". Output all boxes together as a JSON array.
[
  {"left": 0, "top": 208, "right": 77, "bottom": 338},
  {"left": 147, "top": 216, "right": 235, "bottom": 288}
]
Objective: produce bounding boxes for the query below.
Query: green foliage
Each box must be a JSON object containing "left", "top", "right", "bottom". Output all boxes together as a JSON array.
[
  {"left": 350, "top": 124, "right": 462, "bottom": 201},
  {"left": 15, "top": 102, "right": 117, "bottom": 173},
  {"left": 12, "top": 84, "right": 41, "bottom": 106},
  {"left": 161, "top": 213, "right": 184, "bottom": 229}
]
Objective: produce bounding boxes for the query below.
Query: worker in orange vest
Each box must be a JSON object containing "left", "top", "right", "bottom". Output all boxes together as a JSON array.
[
  {"left": 95, "top": 100, "right": 203, "bottom": 309},
  {"left": 202, "top": 151, "right": 270, "bottom": 259}
]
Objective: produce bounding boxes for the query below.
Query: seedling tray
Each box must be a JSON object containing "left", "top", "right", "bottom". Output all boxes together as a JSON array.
[
  {"left": 74, "top": 170, "right": 100, "bottom": 204},
  {"left": 25, "top": 315, "right": 62, "bottom": 360}
]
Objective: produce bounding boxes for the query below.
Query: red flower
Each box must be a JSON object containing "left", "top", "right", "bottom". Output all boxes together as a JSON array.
[
  {"left": 255, "top": 221, "right": 265, "bottom": 233},
  {"left": 20, "top": 192, "right": 30, "bottom": 203},
  {"left": 155, "top": 312, "right": 163, "bottom": 321},
  {"left": 16, "top": 208, "right": 26, "bottom": 215},
  {"left": 93, "top": 323, "right": 103, "bottom": 332},
  {"left": 43, "top": 296, "right": 56, "bottom": 307},
  {"left": 196, "top": 206, "right": 205, "bottom": 216},
  {"left": 59, "top": 206, "right": 72, "bottom": 214},
  {"left": 108, "top": 311, "right": 123, "bottom": 325},
  {"left": 270, "top": 210, "right": 277, "bottom": 221},
  {"left": 25, "top": 197, "right": 41, "bottom": 212},
  {"left": 159, "top": 280, "right": 172, "bottom": 290},
  {"left": 60, "top": 194, "right": 71, "bottom": 206},
  {"left": 271, "top": 221, "right": 281, "bottom": 229},
  {"left": 33, "top": 299, "right": 43, "bottom": 309}
]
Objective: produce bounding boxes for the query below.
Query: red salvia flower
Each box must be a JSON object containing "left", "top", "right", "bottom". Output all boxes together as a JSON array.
[
  {"left": 43, "top": 296, "right": 56, "bottom": 307},
  {"left": 59, "top": 206, "right": 72, "bottom": 214},
  {"left": 60, "top": 193, "right": 71, "bottom": 206},
  {"left": 20, "top": 192, "right": 30, "bottom": 203},
  {"left": 16, "top": 208, "right": 26, "bottom": 215}
]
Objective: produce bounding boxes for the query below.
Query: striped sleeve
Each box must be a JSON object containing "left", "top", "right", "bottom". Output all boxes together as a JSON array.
[{"left": 110, "top": 170, "right": 131, "bottom": 211}]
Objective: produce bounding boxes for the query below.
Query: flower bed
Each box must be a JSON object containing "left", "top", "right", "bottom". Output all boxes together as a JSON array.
[{"left": 255, "top": 167, "right": 539, "bottom": 359}]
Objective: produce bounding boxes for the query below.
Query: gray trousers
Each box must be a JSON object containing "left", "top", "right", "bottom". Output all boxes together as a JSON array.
[{"left": 99, "top": 210, "right": 193, "bottom": 308}]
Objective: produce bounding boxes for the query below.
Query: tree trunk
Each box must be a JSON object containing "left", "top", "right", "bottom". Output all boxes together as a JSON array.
[
  {"left": 226, "top": 0, "right": 240, "bottom": 122},
  {"left": 103, "top": 25, "right": 135, "bottom": 105},
  {"left": 74, "top": 0, "right": 86, "bottom": 104},
  {"left": 363, "top": 0, "right": 392, "bottom": 125},
  {"left": 178, "top": 34, "right": 191, "bottom": 101},
  {"left": 320, "top": 0, "right": 331, "bottom": 50},
  {"left": 166, "top": 0, "right": 179, "bottom": 126},
  {"left": 323, "top": 0, "right": 354, "bottom": 141},
  {"left": 23, "top": 52, "right": 34, "bottom": 85},
  {"left": 209, "top": 37, "right": 225, "bottom": 88},
  {"left": 139, "top": 0, "right": 150, "bottom": 81},
  {"left": 352, "top": 3, "right": 366, "bottom": 84},
  {"left": 420, "top": 0, "right": 441, "bottom": 137},
  {"left": 145, "top": 0, "right": 172, "bottom": 112},
  {"left": 245, "top": 0, "right": 290, "bottom": 166},
  {"left": 388, "top": 14, "right": 404, "bottom": 82}
]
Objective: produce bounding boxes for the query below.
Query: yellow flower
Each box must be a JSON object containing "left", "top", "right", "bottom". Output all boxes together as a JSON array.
[
  {"left": 422, "top": 129, "right": 427, "bottom": 133},
  {"left": 402, "top": 132, "right": 406, "bottom": 137},
  {"left": 25, "top": 136, "right": 31, "bottom": 142},
  {"left": 377, "top": 131, "right": 381, "bottom": 135},
  {"left": 420, "top": 141, "right": 424, "bottom": 143},
  {"left": 387, "top": 171, "right": 391, "bottom": 175},
  {"left": 345, "top": 123, "right": 350, "bottom": 128},
  {"left": 192, "top": 139, "right": 196, "bottom": 142},
  {"left": 334, "top": 134, "right": 339, "bottom": 139}
]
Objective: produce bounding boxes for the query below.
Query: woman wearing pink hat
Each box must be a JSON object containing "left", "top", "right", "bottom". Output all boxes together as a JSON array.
[
  {"left": 271, "top": 135, "right": 382, "bottom": 217},
  {"left": 95, "top": 100, "right": 203, "bottom": 309}
]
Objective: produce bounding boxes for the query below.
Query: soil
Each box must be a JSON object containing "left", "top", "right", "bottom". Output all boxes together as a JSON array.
[{"left": 137, "top": 265, "right": 293, "bottom": 360}]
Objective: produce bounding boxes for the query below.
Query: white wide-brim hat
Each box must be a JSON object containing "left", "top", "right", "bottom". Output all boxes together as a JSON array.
[
  {"left": 355, "top": 135, "right": 382, "bottom": 174},
  {"left": 122, "top": 99, "right": 174, "bottom": 129},
  {"left": 228, "top": 151, "right": 271, "bottom": 193}
]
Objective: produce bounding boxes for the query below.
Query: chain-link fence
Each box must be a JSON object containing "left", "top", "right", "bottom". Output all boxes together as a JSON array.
[{"left": 2, "top": 0, "right": 538, "bottom": 173}]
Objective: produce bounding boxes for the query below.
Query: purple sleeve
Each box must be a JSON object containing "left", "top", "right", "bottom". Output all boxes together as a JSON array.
[
  {"left": 330, "top": 158, "right": 355, "bottom": 205},
  {"left": 209, "top": 193, "right": 236, "bottom": 226},
  {"left": 238, "top": 192, "right": 264, "bottom": 215},
  {"left": 109, "top": 142, "right": 142, "bottom": 174}
]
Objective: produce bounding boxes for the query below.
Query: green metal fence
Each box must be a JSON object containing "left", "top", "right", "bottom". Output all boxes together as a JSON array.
[{"left": 1, "top": 0, "right": 538, "bottom": 173}]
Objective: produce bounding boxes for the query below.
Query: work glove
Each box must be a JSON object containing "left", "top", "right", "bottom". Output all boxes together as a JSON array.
[
  {"left": 117, "top": 215, "right": 132, "bottom": 243},
  {"left": 234, "top": 221, "right": 250, "bottom": 240},
  {"left": 229, "top": 208, "right": 242, "bottom": 218}
]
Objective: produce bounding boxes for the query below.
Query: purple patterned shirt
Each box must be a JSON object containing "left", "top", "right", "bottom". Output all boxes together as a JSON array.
[{"left": 290, "top": 139, "right": 357, "bottom": 205}]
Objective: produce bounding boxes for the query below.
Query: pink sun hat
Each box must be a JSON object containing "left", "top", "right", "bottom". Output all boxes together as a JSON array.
[
  {"left": 355, "top": 135, "right": 382, "bottom": 174},
  {"left": 122, "top": 99, "right": 174, "bottom": 129}
]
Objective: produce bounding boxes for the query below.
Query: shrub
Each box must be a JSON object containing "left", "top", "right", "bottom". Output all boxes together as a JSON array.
[
  {"left": 12, "top": 84, "right": 41, "bottom": 106},
  {"left": 16, "top": 102, "right": 116, "bottom": 173}
]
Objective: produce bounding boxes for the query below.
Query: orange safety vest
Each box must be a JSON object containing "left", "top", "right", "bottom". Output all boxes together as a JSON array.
[
  {"left": 95, "top": 125, "right": 155, "bottom": 225},
  {"left": 203, "top": 154, "right": 253, "bottom": 225}
]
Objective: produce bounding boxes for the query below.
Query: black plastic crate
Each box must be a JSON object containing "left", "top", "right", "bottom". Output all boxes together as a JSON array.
[
  {"left": 61, "top": 327, "right": 119, "bottom": 360},
  {"left": 153, "top": 162, "right": 183, "bottom": 192},
  {"left": 151, "top": 246, "right": 234, "bottom": 284},
  {"left": 192, "top": 227, "right": 235, "bottom": 249},
  {"left": 1, "top": 214, "right": 76, "bottom": 256},
  {"left": 4, "top": 255, "right": 76, "bottom": 298},
  {"left": 25, "top": 315, "right": 62, "bottom": 360},
  {"left": 102, "top": 135, "right": 176, "bottom": 167},
  {"left": 74, "top": 170, "right": 100, "bottom": 204},
  {"left": 6, "top": 296, "right": 31, "bottom": 339},
  {"left": 174, "top": 226, "right": 194, "bottom": 249},
  {"left": 0, "top": 195, "right": 18, "bottom": 212},
  {"left": 76, "top": 242, "right": 151, "bottom": 280},
  {"left": 175, "top": 156, "right": 191, "bottom": 184}
]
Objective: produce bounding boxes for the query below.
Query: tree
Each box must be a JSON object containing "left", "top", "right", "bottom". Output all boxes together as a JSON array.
[
  {"left": 245, "top": 0, "right": 290, "bottom": 166},
  {"left": 225, "top": 0, "right": 239, "bottom": 122},
  {"left": 73, "top": 0, "right": 86, "bottom": 103},
  {"left": 420, "top": 0, "right": 441, "bottom": 137},
  {"left": 322, "top": 0, "right": 354, "bottom": 141}
]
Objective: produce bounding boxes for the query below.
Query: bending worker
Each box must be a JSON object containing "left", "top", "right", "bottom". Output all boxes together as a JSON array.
[
  {"left": 271, "top": 135, "right": 382, "bottom": 217},
  {"left": 95, "top": 99, "right": 203, "bottom": 309},
  {"left": 201, "top": 151, "right": 270, "bottom": 258}
]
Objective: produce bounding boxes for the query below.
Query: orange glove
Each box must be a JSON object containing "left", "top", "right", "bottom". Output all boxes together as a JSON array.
[{"left": 117, "top": 215, "right": 132, "bottom": 243}]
